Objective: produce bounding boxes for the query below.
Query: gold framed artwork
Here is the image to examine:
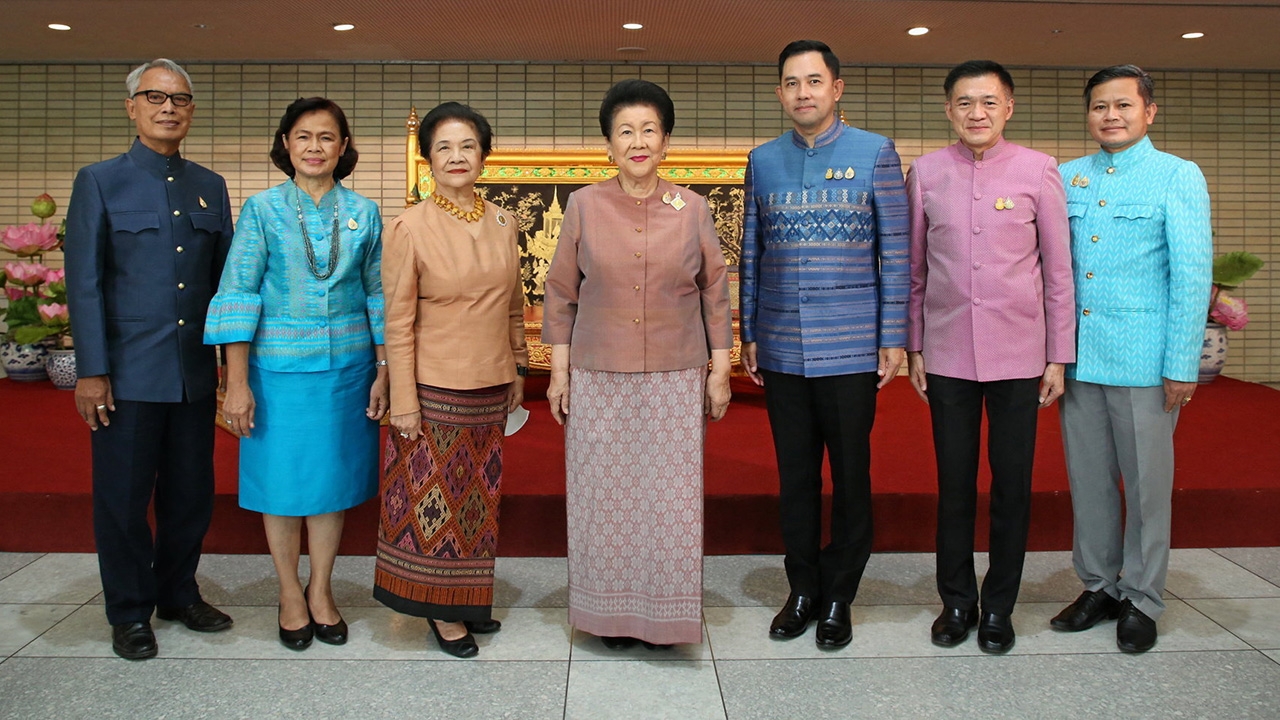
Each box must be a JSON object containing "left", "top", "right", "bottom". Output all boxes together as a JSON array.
[{"left": 404, "top": 107, "right": 751, "bottom": 370}]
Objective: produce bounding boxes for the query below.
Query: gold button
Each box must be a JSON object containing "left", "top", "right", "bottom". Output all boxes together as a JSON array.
[
  {"left": 1098, "top": 200, "right": 1107, "bottom": 207},
  {"left": 634, "top": 252, "right": 642, "bottom": 258},
  {"left": 173, "top": 210, "right": 181, "bottom": 216},
  {"left": 1107, "top": 167, "right": 1115, "bottom": 174},
  {"left": 634, "top": 227, "right": 642, "bottom": 233},
  {"left": 178, "top": 282, "right": 186, "bottom": 290},
  {"left": 1082, "top": 309, "right": 1091, "bottom": 316},
  {"left": 633, "top": 318, "right": 640, "bottom": 323},
  {"left": 177, "top": 319, "right": 186, "bottom": 326},
  {"left": 633, "top": 285, "right": 640, "bottom": 291},
  {"left": 1086, "top": 272, "right": 1094, "bottom": 279},
  {"left": 166, "top": 176, "right": 174, "bottom": 182},
  {"left": 176, "top": 246, "right": 184, "bottom": 253},
  {"left": 635, "top": 200, "right": 642, "bottom": 206},
  {"left": 1091, "top": 235, "right": 1099, "bottom": 243}
]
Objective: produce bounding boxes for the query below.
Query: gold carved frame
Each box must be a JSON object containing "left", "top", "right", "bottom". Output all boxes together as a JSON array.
[{"left": 405, "top": 107, "right": 750, "bottom": 370}]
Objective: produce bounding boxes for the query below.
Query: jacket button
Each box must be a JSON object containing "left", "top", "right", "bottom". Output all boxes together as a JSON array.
[
  {"left": 1082, "top": 309, "right": 1091, "bottom": 316},
  {"left": 177, "top": 319, "right": 185, "bottom": 326},
  {"left": 633, "top": 318, "right": 640, "bottom": 323},
  {"left": 1098, "top": 200, "right": 1107, "bottom": 207},
  {"left": 1107, "top": 167, "right": 1116, "bottom": 174},
  {"left": 633, "top": 285, "right": 640, "bottom": 291},
  {"left": 166, "top": 176, "right": 174, "bottom": 182},
  {"left": 1086, "top": 272, "right": 1094, "bottom": 279},
  {"left": 634, "top": 252, "right": 641, "bottom": 258},
  {"left": 178, "top": 283, "right": 185, "bottom": 290},
  {"left": 1091, "top": 235, "right": 1099, "bottom": 243},
  {"left": 176, "top": 246, "right": 184, "bottom": 253},
  {"left": 634, "top": 227, "right": 642, "bottom": 232}
]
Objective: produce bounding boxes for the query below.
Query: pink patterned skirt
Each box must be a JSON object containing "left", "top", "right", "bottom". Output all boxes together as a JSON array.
[{"left": 565, "top": 367, "right": 706, "bottom": 645}]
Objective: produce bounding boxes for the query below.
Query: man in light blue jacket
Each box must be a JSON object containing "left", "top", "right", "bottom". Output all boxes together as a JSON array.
[{"left": 1050, "top": 65, "right": 1212, "bottom": 654}]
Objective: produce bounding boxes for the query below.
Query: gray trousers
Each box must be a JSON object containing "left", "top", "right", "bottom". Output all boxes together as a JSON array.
[{"left": 1059, "top": 380, "right": 1179, "bottom": 620}]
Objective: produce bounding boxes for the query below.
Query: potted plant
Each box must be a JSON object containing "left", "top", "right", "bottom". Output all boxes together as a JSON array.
[
  {"left": 1200, "top": 250, "right": 1265, "bottom": 383},
  {"left": 1, "top": 194, "right": 64, "bottom": 382}
]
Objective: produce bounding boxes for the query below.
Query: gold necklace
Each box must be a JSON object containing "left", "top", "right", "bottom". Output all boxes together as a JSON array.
[{"left": 432, "top": 192, "right": 485, "bottom": 222}]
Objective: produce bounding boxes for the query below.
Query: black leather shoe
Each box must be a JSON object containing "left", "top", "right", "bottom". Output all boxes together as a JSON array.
[
  {"left": 1116, "top": 599, "right": 1158, "bottom": 653},
  {"left": 769, "top": 593, "right": 818, "bottom": 639},
  {"left": 465, "top": 618, "right": 502, "bottom": 634},
  {"left": 931, "top": 606, "right": 979, "bottom": 647},
  {"left": 111, "top": 621, "right": 157, "bottom": 660},
  {"left": 814, "top": 601, "right": 853, "bottom": 648},
  {"left": 641, "top": 641, "right": 673, "bottom": 650},
  {"left": 977, "top": 612, "right": 1015, "bottom": 653},
  {"left": 429, "top": 619, "right": 478, "bottom": 658},
  {"left": 600, "top": 635, "right": 639, "bottom": 650},
  {"left": 278, "top": 607, "right": 314, "bottom": 651},
  {"left": 156, "top": 600, "right": 233, "bottom": 633},
  {"left": 1050, "top": 590, "right": 1121, "bottom": 632},
  {"left": 304, "top": 586, "right": 347, "bottom": 646}
]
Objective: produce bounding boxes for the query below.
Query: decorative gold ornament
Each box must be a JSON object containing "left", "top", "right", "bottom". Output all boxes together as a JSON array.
[
  {"left": 433, "top": 192, "right": 485, "bottom": 222},
  {"left": 1070, "top": 174, "right": 1090, "bottom": 188},
  {"left": 496, "top": 212, "right": 508, "bottom": 227},
  {"left": 833, "top": 169, "right": 845, "bottom": 180},
  {"left": 662, "top": 191, "right": 686, "bottom": 211},
  {"left": 845, "top": 167, "right": 855, "bottom": 179},
  {"left": 825, "top": 168, "right": 834, "bottom": 180},
  {"left": 662, "top": 192, "right": 673, "bottom": 204},
  {"left": 198, "top": 196, "right": 207, "bottom": 208},
  {"left": 995, "top": 197, "right": 1015, "bottom": 210},
  {"left": 347, "top": 218, "right": 359, "bottom": 230}
]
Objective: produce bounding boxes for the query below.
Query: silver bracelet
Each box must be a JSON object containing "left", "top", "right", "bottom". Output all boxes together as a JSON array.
[{"left": 375, "top": 359, "right": 388, "bottom": 367}]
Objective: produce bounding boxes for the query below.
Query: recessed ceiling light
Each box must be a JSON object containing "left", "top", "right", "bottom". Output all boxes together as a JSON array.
[
  {"left": 1182, "top": 31, "right": 1205, "bottom": 39},
  {"left": 623, "top": 22, "right": 643, "bottom": 30},
  {"left": 48, "top": 23, "right": 71, "bottom": 31},
  {"left": 333, "top": 23, "right": 355, "bottom": 32},
  {"left": 907, "top": 27, "right": 930, "bottom": 36}
]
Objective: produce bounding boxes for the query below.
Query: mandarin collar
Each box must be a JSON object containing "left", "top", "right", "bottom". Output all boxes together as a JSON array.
[
  {"left": 1095, "top": 135, "right": 1154, "bottom": 168},
  {"left": 953, "top": 137, "right": 1009, "bottom": 163},
  {"left": 127, "top": 137, "right": 185, "bottom": 176},
  {"left": 790, "top": 114, "right": 844, "bottom": 149}
]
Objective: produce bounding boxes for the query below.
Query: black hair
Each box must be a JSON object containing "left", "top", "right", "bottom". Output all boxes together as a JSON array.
[
  {"left": 944, "top": 60, "right": 1014, "bottom": 98},
  {"left": 1084, "top": 65, "right": 1155, "bottom": 107},
  {"left": 419, "top": 102, "right": 494, "bottom": 159},
  {"left": 269, "top": 97, "right": 358, "bottom": 180},
  {"left": 777, "top": 40, "right": 840, "bottom": 80},
  {"left": 598, "top": 79, "right": 676, "bottom": 137}
]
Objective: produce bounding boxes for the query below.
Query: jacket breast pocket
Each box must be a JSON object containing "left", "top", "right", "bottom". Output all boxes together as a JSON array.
[
  {"left": 110, "top": 211, "right": 160, "bottom": 237},
  {"left": 188, "top": 211, "right": 223, "bottom": 237},
  {"left": 1112, "top": 203, "right": 1159, "bottom": 223}
]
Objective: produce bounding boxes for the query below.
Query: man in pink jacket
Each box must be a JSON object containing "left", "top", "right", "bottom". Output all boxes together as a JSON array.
[{"left": 906, "top": 60, "right": 1076, "bottom": 653}]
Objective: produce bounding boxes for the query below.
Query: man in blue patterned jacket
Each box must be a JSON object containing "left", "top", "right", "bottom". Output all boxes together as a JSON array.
[
  {"left": 739, "top": 40, "right": 909, "bottom": 649},
  {"left": 1049, "top": 65, "right": 1212, "bottom": 654},
  {"left": 65, "top": 59, "right": 234, "bottom": 660}
]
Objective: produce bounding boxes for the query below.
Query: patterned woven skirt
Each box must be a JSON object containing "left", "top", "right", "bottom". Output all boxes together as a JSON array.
[
  {"left": 373, "top": 383, "right": 507, "bottom": 622},
  {"left": 565, "top": 367, "right": 706, "bottom": 645}
]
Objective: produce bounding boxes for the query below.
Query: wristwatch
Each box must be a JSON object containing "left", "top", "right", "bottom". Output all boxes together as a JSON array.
[{"left": 515, "top": 364, "right": 528, "bottom": 377}]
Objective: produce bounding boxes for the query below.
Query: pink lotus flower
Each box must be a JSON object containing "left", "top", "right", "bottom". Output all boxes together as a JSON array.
[
  {"left": 5, "top": 287, "right": 23, "bottom": 301},
  {"left": 37, "top": 302, "right": 69, "bottom": 323},
  {"left": 2, "top": 222, "right": 60, "bottom": 256},
  {"left": 2, "top": 261, "right": 50, "bottom": 287},
  {"left": 1210, "top": 291, "right": 1249, "bottom": 331},
  {"left": 44, "top": 267, "right": 65, "bottom": 284}
]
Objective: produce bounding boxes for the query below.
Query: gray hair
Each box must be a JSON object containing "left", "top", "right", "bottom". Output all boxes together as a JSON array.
[{"left": 125, "top": 59, "right": 193, "bottom": 97}]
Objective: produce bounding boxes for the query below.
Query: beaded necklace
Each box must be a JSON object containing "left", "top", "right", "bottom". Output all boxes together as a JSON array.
[
  {"left": 432, "top": 192, "right": 485, "bottom": 222},
  {"left": 294, "top": 183, "right": 340, "bottom": 280}
]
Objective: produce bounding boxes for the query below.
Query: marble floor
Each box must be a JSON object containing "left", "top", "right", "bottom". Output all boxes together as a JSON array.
[{"left": 1, "top": 549, "right": 1278, "bottom": 719}]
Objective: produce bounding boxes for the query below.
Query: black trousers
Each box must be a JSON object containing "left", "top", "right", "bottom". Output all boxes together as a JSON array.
[
  {"left": 762, "top": 370, "right": 878, "bottom": 603},
  {"left": 926, "top": 374, "right": 1039, "bottom": 616},
  {"left": 92, "top": 394, "right": 217, "bottom": 625}
]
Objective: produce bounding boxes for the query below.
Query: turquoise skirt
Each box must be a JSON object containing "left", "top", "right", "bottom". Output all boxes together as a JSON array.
[{"left": 238, "top": 363, "right": 379, "bottom": 516}]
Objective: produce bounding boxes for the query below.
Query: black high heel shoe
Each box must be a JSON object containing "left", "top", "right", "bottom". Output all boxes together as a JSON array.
[
  {"left": 304, "top": 585, "right": 348, "bottom": 646},
  {"left": 465, "top": 618, "right": 502, "bottom": 634},
  {"left": 278, "top": 606, "right": 313, "bottom": 651},
  {"left": 428, "top": 619, "right": 478, "bottom": 658}
]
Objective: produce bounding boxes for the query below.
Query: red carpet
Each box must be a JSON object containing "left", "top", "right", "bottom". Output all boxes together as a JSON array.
[{"left": 2, "top": 374, "right": 1278, "bottom": 555}]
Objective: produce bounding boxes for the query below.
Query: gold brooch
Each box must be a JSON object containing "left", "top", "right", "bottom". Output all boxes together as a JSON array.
[
  {"left": 1070, "top": 174, "right": 1090, "bottom": 188},
  {"left": 496, "top": 212, "right": 508, "bottom": 227},
  {"left": 347, "top": 218, "right": 358, "bottom": 231},
  {"left": 198, "top": 196, "right": 207, "bottom": 208},
  {"left": 995, "top": 197, "right": 1015, "bottom": 210},
  {"left": 662, "top": 191, "right": 686, "bottom": 211},
  {"left": 825, "top": 168, "right": 834, "bottom": 180}
]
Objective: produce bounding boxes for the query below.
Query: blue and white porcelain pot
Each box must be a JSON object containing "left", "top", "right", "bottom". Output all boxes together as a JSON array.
[{"left": 1, "top": 340, "right": 51, "bottom": 382}]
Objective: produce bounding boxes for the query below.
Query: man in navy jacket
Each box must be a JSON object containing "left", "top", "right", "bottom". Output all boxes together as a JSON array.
[{"left": 65, "top": 59, "right": 234, "bottom": 660}]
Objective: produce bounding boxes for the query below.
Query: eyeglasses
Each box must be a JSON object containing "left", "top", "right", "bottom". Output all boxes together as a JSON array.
[{"left": 131, "top": 90, "right": 194, "bottom": 108}]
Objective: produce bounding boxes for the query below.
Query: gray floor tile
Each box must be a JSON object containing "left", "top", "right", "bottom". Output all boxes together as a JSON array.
[
  {"left": 1215, "top": 547, "right": 1280, "bottom": 588},
  {"left": 0, "top": 553, "right": 42, "bottom": 582},
  {"left": 1166, "top": 548, "right": 1280, "bottom": 599},
  {"left": 1266, "top": 649, "right": 1280, "bottom": 664},
  {"left": 0, "top": 604, "right": 77, "bottom": 657},
  {"left": 193, "top": 553, "right": 383, "bottom": 607},
  {"left": 494, "top": 556, "right": 569, "bottom": 607},
  {"left": 0, "top": 553, "right": 101, "bottom": 604},
  {"left": 565, "top": 660, "right": 725, "bottom": 720},
  {"left": 853, "top": 552, "right": 940, "bottom": 606},
  {"left": 702, "top": 555, "right": 786, "bottom": 608},
  {"left": 19, "top": 604, "right": 572, "bottom": 661},
  {"left": 1186, "top": 597, "right": 1280, "bottom": 649},
  {"left": 717, "top": 651, "right": 1280, "bottom": 719},
  {"left": 0, "top": 656, "right": 568, "bottom": 720},
  {"left": 570, "top": 626, "right": 710, "bottom": 661}
]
